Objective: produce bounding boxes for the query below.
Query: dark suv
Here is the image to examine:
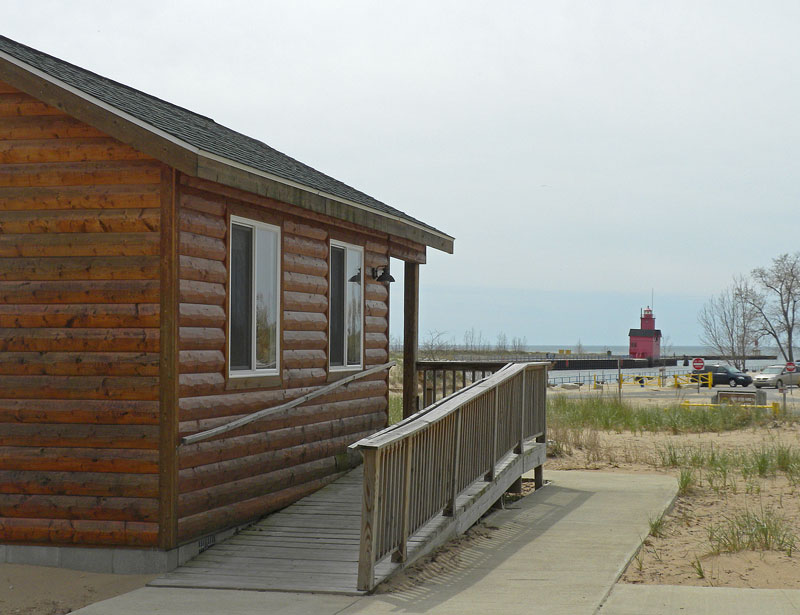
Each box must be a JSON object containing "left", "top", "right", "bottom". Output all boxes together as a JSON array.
[{"left": 691, "top": 365, "right": 752, "bottom": 387}]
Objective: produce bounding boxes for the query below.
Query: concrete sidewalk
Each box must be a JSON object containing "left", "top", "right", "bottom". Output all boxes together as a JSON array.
[
  {"left": 73, "top": 470, "right": 677, "bottom": 615},
  {"left": 600, "top": 584, "right": 800, "bottom": 614}
]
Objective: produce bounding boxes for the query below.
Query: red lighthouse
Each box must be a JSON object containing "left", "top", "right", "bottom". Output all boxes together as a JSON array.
[{"left": 628, "top": 307, "right": 661, "bottom": 359}]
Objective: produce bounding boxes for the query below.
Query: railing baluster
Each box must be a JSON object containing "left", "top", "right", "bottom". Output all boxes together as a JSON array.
[
  {"left": 444, "top": 407, "right": 462, "bottom": 516},
  {"left": 485, "top": 386, "right": 498, "bottom": 481},
  {"left": 357, "top": 447, "right": 380, "bottom": 591},
  {"left": 392, "top": 437, "right": 412, "bottom": 562}
]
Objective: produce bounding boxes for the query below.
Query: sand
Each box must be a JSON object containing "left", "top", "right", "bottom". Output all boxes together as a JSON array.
[
  {"left": 547, "top": 423, "right": 800, "bottom": 589},
  {"left": 0, "top": 564, "right": 154, "bottom": 615}
]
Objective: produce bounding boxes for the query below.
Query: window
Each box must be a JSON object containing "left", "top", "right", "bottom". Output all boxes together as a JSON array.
[
  {"left": 229, "top": 216, "right": 280, "bottom": 376},
  {"left": 329, "top": 241, "right": 363, "bottom": 369}
]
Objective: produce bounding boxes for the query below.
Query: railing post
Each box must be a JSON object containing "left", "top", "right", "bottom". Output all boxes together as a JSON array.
[
  {"left": 444, "top": 408, "right": 462, "bottom": 516},
  {"left": 516, "top": 369, "right": 526, "bottom": 454},
  {"left": 534, "top": 369, "right": 545, "bottom": 489},
  {"left": 485, "top": 386, "right": 498, "bottom": 482},
  {"left": 392, "top": 438, "right": 413, "bottom": 562},
  {"left": 357, "top": 447, "right": 381, "bottom": 591}
]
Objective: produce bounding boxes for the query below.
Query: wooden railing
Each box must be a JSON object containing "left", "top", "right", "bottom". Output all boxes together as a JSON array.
[
  {"left": 416, "top": 360, "right": 510, "bottom": 408},
  {"left": 351, "top": 362, "right": 548, "bottom": 590}
]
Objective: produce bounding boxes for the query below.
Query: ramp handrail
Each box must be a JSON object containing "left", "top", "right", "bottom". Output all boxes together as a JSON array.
[
  {"left": 350, "top": 361, "right": 548, "bottom": 590},
  {"left": 180, "top": 361, "right": 395, "bottom": 445}
]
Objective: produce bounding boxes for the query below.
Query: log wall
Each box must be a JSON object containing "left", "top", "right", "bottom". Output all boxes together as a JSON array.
[
  {"left": 0, "top": 79, "right": 428, "bottom": 550},
  {"left": 175, "top": 177, "right": 395, "bottom": 542},
  {"left": 0, "top": 81, "right": 162, "bottom": 547}
]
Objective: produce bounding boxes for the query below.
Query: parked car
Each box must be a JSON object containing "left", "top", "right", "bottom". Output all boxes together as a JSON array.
[
  {"left": 753, "top": 365, "right": 800, "bottom": 389},
  {"left": 691, "top": 364, "right": 753, "bottom": 387}
]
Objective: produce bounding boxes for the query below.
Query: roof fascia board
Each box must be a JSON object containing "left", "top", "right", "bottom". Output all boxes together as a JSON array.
[
  {"left": 0, "top": 50, "right": 455, "bottom": 254},
  {"left": 0, "top": 52, "right": 199, "bottom": 175}
]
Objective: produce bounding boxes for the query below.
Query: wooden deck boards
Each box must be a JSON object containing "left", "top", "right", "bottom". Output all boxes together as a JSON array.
[{"left": 151, "top": 465, "right": 378, "bottom": 594}]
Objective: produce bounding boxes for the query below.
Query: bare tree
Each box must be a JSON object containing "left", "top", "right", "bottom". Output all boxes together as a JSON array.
[
  {"left": 420, "top": 330, "right": 452, "bottom": 360},
  {"left": 511, "top": 335, "right": 528, "bottom": 353},
  {"left": 699, "top": 276, "right": 761, "bottom": 369},
  {"left": 495, "top": 331, "right": 508, "bottom": 352},
  {"left": 739, "top": 252, "right": 800, "bottom": 362}
]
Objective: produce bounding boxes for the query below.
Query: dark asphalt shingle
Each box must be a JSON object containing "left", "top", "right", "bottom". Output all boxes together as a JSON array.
[{"left": 0, "top": 35, "right": 444, "bottom": 236}]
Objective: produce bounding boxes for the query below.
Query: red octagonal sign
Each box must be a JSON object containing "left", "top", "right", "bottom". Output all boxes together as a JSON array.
[
  {"left": 692, "top": 357, "right": 705, "bottom": 371},
  {"left": 787, "top": 362, "right": 797, "bottom": 373}
]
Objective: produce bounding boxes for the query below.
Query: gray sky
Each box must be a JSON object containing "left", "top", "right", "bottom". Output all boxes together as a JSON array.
[{"left": 5, "top": 1, "right": 799, "bottom": 346}]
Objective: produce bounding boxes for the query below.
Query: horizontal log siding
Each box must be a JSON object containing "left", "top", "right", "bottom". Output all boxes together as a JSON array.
[
  {"left": 176, "top": 179, "right": 392, "bottom": 542},
  {"left": 0, "top": 83, "right": 160, "bottom": 547}
]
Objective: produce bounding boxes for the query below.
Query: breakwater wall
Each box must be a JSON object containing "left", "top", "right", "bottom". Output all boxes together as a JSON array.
[{"left": 547, "top": 357, "right": 677, "bottom": 371}]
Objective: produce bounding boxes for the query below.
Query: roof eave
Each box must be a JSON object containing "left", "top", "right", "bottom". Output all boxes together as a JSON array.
[
  {"left": 196, "top": 153, "right": 454, "bottom": 254},
  {"left": 0, "top": 51, "right": 454, "bottom": 255}
]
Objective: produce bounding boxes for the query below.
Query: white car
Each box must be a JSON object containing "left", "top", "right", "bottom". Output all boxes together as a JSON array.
[{"left": 753, "top": 365, "right": 800, "bottom": 389}]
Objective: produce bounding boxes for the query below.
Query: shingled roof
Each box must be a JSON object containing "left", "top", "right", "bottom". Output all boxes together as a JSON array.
[{"left": 0, "top": 35, "right": 453, "bottom": 253}]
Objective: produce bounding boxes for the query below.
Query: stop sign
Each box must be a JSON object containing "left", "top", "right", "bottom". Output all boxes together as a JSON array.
[
  {"left": 787, "top": 362, "right": 797, "bottom": 373},
  {"left": 692, "top": 357, "right": 705, "bottom": 370}
]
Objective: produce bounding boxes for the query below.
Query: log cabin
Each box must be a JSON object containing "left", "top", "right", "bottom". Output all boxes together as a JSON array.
[{"left": 0, "top": 35, "right": 453, "bottom": 572}]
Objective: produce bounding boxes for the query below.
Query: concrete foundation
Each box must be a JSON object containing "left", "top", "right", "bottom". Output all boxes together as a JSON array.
[{"left": 0, "top": 524, "right": 245, "bottom": 574}]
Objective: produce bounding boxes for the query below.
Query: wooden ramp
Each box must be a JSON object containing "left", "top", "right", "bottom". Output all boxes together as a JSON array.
[
  {"left": 150, "top": 466, "right": 386, "bottom": 595},
  {"left": 150, "top": 439, "right": 547, "bottom": 595}
]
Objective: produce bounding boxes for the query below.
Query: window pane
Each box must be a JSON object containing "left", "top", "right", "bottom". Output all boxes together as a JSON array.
[
  {"left": 255, "top": 227, "right": 278, "bottom": 369},
  {"left": 230, "top": 224, "right": 253, "bottom": 371},
  {"left": 346, "top": 248, "right": 362, "bottom": 366},
  {"left": 330, "top": 246, "right": 345, "bottom": 367}
]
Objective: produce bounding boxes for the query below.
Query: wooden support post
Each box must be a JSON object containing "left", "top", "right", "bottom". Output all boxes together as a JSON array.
[
  {"left": 444, "top": 408, "right": 462, "bottom": 516},
  {"left": 158, "top": 166, "right": 179, "bottom": 550},
  {"left": 402, "top": 262, "right": 419, "bottom": 419},
  {"left": 535, "top": 426, "right": 546, "bottom": 491},
  {"left": 393, "top": 438, "right": 413, "bottom": 562},
  {"left": 358, "top": 448, "right": 381, "bottom": 591}
]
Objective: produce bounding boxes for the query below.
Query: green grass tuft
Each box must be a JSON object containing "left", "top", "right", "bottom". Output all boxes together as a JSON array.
[
  {"left": 707, "top": 507, "right": 797, "bottom": 556},
  {"left": 677, "top": 467, "right": 696, "bottom": 495}
]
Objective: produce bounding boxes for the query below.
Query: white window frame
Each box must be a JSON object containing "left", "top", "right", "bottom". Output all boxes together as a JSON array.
[
  {"left": 329, "top": 240, "right": 364, "bottom": 371},
  {"left": 228, "top": 215, "right": 281, "bottom": 378}
]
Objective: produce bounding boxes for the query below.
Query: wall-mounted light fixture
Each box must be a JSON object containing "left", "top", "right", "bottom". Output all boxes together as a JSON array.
[{"left": 371, "top": 266, "right": 395, "bottom": 283}]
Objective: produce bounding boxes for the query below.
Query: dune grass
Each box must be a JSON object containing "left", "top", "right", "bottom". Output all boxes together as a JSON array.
[
  {"left": 708, "top": 507, "right": 797, "bottom": 556},
  {"left": 548, "top": 395, "right": 763, "bottom": 435}
]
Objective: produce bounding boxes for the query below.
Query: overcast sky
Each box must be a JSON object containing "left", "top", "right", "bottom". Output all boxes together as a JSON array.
[{"left": 5, "top": 1, "right": 799, "bottom": 346}]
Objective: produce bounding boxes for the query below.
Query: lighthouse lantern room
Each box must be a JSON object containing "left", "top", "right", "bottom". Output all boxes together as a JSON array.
[{"left": 628, "top": 307, "right": 662, "bottom": 359}]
